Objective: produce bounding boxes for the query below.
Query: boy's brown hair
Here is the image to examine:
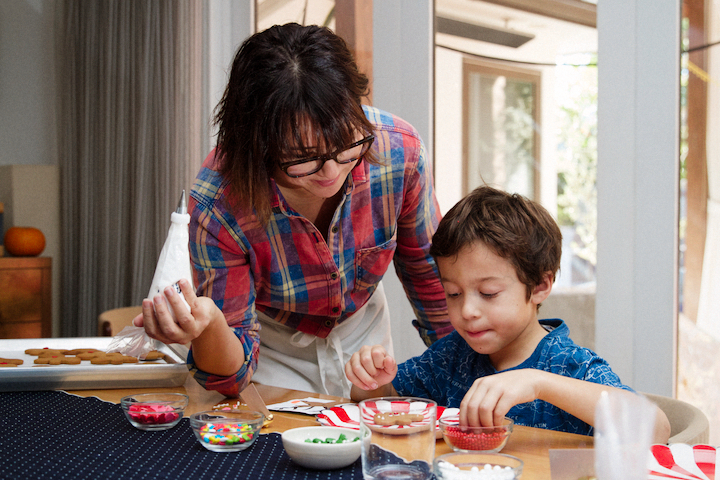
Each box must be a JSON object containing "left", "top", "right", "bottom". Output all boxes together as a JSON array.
[{"left": 429, "top": 185, "right": 562, "bottom": 300}]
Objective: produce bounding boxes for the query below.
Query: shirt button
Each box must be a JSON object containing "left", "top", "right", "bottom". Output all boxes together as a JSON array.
[
  {"left": 325, "top": 320, "right": 333, "bottom": 327},
  {"left": 331, "top": 226, "right": 339, "bottom": 233},
  {"left": 330, "top": 272, "right": 338, "bottom": 280},
  {"left": 331, "top": 307, "right": 339, "bottom": 314}
]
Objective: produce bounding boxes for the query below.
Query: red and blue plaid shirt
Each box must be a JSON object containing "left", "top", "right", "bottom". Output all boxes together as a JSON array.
[{"left": 187, "top": 106, "right": 451, "bottom": 396}]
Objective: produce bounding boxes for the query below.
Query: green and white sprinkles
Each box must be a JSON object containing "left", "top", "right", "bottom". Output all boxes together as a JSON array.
[{"left": 304, "top": 433, "right": 360, "bottom": 444}]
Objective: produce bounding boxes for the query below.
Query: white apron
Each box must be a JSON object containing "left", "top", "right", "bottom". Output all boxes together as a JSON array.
[{"left": 252, "top": 282, "right": 393, "bottom": 398}]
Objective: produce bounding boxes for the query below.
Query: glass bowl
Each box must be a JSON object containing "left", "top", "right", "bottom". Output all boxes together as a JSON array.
[
  {"left": 120, "top": 393, "right": 188, "bottom": 431},
  {"left": 189, "top": 410, "right": 264, "bottom": 452},
  {"left": 434, "top": 452, "right": 523, "bottom": 479},
  {"left": 439, "top": 416, "right": 514, "bottom": 453}
]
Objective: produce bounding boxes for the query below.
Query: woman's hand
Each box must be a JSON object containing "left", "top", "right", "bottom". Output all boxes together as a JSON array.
[{"left": 133, "top": 278, "right": 222, "bottom": 345}]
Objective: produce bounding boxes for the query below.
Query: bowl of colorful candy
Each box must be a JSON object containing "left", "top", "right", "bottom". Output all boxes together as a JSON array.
[
  {"left": 120, "top": 393, "right": 188, "bottom": 431},
  {"left": 281, "top": 426, "right": 362, "bottom": 470},
  {"left": 434, "top": 452, "right": 523, "bottom": 479},
  {"left": 439, "top": 416, "right": 514, "bottom": 453},
  {"left": 189, "top": 410, "right": 265, "bottom": 452}
]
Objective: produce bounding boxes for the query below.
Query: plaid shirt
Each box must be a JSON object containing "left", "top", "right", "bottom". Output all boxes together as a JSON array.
[{"left": 187, "top": 106, "right": 451, "bottom": 397}]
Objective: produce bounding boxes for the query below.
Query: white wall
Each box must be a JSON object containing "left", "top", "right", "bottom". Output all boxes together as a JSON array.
[
  {"left": 595, "top": 0, "right": 680, "bottom": 395},
  {"left": 203, "top": 0, "right": 255, "bottom": 154},
  {"left": 373, "top": 1, "right": 436, "bottom": 362},
  {"left": 0, "top": 1, "right": 60, "bottom": 336},
  {"left": 0, "top": 1, "right": 57, "bottom": 167}
]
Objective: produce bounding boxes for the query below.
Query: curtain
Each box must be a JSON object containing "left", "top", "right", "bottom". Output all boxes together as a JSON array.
[{"left": 56, "top": 0, "right": 202, "bottom": 336}]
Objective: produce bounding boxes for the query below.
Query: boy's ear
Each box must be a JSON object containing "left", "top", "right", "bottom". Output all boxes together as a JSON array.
[{"left": 531, "top": 272, "right": 554, "bottom": 305}]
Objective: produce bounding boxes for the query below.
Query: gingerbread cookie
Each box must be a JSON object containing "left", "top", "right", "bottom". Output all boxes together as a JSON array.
[
  {"left": 141, "top": 351, "right": 166, "bottom": 361},
  {"left": 373, "top": 412, "right": 424, "bottom": 426},
  {"left": 25, "top": 348, "right": 68, "bottom": 356},
  {"left": 89, "top": 352, "right": 139, "bottom": 365},
  {"left": 64, "top": 348, "right": 103, "bottom": 356},
  {"left": 34, "top": 354, "right": 82, "bottom": 365},
  {"left": 0, "top": 358, "right": 23, "bottom": 367},
  {"left": 75, "top": 350, "right": 110, "bottom": 361},
  {"left": 24, "top": 346, "right": 153, "bottom": 366}
]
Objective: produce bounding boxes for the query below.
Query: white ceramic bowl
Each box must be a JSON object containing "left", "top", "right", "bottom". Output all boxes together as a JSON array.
[{"left": 281, "top": 426, "right": 362, "bottom": 470}]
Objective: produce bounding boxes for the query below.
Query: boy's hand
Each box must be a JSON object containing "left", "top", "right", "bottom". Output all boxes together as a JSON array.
[
  {"left": 345, "top": 345, "right": 397, "bottom": 391},
  {"left": 460, "top": 369, "right": 540, "bottom": 427}
]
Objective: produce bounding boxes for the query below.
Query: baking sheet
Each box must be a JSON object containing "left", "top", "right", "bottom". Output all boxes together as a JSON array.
[{"left": 0, "top": 337, "right": 189, "bottom": 392}]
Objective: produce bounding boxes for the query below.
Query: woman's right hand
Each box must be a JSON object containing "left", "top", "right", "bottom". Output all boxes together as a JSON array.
[
  {"left": 133, "top": 278, "right": 224, "bottom": 346},
  {"left": 345, "top": 344, "right": 397, "bottom": 391}
]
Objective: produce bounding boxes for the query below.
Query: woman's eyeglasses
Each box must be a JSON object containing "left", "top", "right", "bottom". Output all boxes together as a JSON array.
[{"left": 280, "top": 135, "right": 375, "bottom": 178}]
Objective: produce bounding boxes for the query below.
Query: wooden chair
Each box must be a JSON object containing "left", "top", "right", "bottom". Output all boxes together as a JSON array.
[
  {"left": 98, "top": 306, "right": 143, "bottom": 336},
  {"left": 643, "top": 393, "right": 710, "bottom": 445}
]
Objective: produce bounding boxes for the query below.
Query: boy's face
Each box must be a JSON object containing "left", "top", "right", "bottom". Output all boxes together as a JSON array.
[{"left": 436, "top": 240, "right": 550, "bottom": 371}]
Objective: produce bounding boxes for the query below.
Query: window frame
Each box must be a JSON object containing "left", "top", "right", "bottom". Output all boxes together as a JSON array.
[{"left": 462, "top": 57, "right": 543, "bottom": 199}]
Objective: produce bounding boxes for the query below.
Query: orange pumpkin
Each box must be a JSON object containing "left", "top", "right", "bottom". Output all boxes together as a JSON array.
[{"left": 4, "top": 226, "right": 46, "bottom": 257}]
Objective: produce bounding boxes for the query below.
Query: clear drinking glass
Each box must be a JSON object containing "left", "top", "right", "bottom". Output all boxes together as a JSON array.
[{"left": 359, "top": 397, "right": 437, "bottom": 480}]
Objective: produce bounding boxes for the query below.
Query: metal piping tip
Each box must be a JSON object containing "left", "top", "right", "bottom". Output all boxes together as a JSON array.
[{"left": 176, "top": 190, "right": 187, "bottom": 214}]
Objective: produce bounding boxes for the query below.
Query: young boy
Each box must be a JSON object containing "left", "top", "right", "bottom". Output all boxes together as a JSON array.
[{"left": 345, "top": 185, "right": 670, "bottom": 442}]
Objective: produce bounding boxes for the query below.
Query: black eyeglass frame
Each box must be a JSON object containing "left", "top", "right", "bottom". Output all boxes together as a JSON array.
[{"left": 279, "top": 134, "right": 376, "bottom": 178}]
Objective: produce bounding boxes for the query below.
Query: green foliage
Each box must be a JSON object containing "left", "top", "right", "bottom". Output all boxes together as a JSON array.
[{"left": 556, "top": 60, "right": 598, "bottom": 266}]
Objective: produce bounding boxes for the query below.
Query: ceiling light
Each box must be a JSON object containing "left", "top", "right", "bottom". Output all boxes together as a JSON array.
[{"left": 436, "top": 16, "right": 535, "bottom": 48}]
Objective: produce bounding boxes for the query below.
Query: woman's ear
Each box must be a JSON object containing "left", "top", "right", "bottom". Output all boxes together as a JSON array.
[{"left": 531, "top": 271, "right": 554, "bottom": 305}]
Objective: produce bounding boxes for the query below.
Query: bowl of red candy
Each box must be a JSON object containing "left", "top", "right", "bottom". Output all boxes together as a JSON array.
[
  {"left": 121, "top": 393, "right": 188, "bottom": 431},
  {"left": 438, "top": 416, "right": 514, "bottom": 453}
]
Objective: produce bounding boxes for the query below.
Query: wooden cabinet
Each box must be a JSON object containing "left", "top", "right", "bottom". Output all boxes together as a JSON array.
[{"left": 0, "top": 256, "right": 52, "bottom": 338}]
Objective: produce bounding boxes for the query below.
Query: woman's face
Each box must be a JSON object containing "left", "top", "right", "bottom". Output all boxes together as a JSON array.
[{"left": 273, "top": 129, "right": 364, "bottom": 200}]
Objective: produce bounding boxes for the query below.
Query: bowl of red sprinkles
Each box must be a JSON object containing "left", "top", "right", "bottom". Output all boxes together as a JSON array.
[
  {"left": 439, "top": 416, "right": 514, "bottom": 453},
  {"left": 121, "top": 393, "right": 188, "bottom": 431}
]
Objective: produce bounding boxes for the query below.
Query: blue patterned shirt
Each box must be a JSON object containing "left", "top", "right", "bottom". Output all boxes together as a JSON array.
[{"left": 392, "top": 319, "right": 633, "bottom": 436}]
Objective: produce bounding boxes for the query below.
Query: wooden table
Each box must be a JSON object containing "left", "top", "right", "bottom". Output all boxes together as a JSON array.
[{"left": 68, "top": 377, "right": 594, "bottom": 479}]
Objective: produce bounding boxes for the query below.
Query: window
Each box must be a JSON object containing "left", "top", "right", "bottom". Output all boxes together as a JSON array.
[
  {"left": 463, "top": 60, "right": 541, "bottom": 200},
  {"left": 256, "top": 0, "right": 335, "bottom": 30}
]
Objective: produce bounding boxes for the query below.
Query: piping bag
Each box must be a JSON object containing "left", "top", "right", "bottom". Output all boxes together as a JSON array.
[
  {"left": 107, "top": 191, "right": 194, "bottom": 359},
  {"left": 146, "top": 190, "right": 193, "bottom": 316}
]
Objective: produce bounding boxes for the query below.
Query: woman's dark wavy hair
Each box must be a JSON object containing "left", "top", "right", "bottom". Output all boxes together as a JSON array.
[
  {"left": 213, "top": 23, "right": 378, "bottom": 224},
  {"left": 429, "top": 185, "right": 562, "bottom": 301}
]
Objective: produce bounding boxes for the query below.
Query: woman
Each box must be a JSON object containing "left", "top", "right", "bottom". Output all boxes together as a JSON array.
[{"left": 136, "top": 23, "right": 451, "bottom": 398}]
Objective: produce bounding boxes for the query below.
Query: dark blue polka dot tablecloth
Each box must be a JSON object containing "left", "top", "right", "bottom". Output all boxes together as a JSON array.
[{"left": 0, "top": 390, "right": 363, "bottom": 479}]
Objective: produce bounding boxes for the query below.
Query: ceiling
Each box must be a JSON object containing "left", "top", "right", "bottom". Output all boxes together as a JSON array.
[
  {"left": 435, "top": 0, "right": 598, "bottom": 65},
  {"left": 255, "top": 0, "right": 598, "bottom": 66},
  {"left": 257, "top": 0, "right": 335, "bottom": 30}
]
